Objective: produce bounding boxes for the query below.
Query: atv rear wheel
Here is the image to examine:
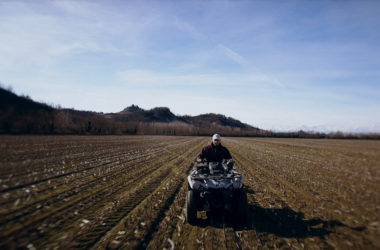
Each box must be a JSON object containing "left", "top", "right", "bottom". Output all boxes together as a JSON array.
[{"left": 186, "top": 190, "right": 197, "bottom": 224}]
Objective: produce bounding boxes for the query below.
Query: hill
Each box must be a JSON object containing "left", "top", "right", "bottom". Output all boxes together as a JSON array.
[
  {"left": 109, "top": 105, "right": 260, "bottom": 131},
  {"left": 0, "top": 87, "right": 55, "bottom": 133},
  {"left": 110, "top": 105, "right": 178, "bottom": 123},
  {"left": 2, "top": 87, "right": 378, "bottom": 138},
  {"left": 0, "top": 87, "right": 264, "bottom": 136}
]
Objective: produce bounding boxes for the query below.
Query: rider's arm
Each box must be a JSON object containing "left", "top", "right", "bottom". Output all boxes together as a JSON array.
[
  {"left": 223, "top": 147, "right": 232, "bottom": 160},
  {"left": 223, "top": 147, "right": 234, "bottom": 170}
]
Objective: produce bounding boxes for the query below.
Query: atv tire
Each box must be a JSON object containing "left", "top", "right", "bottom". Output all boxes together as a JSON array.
[
  {"left": 186, "top": 190, "right": 197, "bottom": 224},
  {"left": 233, "top": 189, "right": 248, "bottom": 225}
]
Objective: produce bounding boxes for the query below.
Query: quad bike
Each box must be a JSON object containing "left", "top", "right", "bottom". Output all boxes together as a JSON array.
[{"left": 186, "top": 160, "right": 248, "bottom": 225}]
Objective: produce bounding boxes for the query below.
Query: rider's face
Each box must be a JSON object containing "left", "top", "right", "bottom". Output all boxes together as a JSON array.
[{"left": 213, "top": 139, "right": 220, "bottom": 146}]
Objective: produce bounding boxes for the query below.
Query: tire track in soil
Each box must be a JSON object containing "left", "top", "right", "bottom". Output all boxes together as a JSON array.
[
  {"left": 0, "top": 144, "right": 138, "bottom": 189},
  {"left": 224, "top": 138, "right": 377, "bottom": 249},
  {"left": 227, "top": 139, "right": 333, "bottom": 212},
  {"left": 72, "top": 168, "right": 172, "bottom": 249},
  {"left": 0, "top": 137, "right": 192, "bottom": 214},
  {"left": 227, "top": 138, "right": 374, "bottom": 228},
  {"left": 39, "top": 139, "right": 202, "bottom": 248},
  {"left": 227, "top": 138, "right": 379, "bottom": 214},
  {"left": 92, "top": 139, "right": 206, "bottom": 249},
  {"left": 0, "top": 151, "right": 177, "bottom": 238},
  {"left": 3, "top": 137, "right": 377, "bottom": 249},
  {"left": 0, "top": 136, "right": 190, "bottom": 192},
  {"left": 0, "top": 138, "right": 198, "bottom": 249},
  {"left": 133, "top": 140, "right": 206, "bottom": 250},
  {"left": 0, "top": 156, "right": 176, "bottom": 248},
  {"left": 147, "top": 139, "right": 244, "bottom": 250},
  {"left": 0, "top": 145, "right": 176, "bottom": 222},
  {"left": 0, "top": 138, "right": 181, "bottom": 194},
  {"left": 0, "top": 136, "right": 163, "bottom": 164},
  {"left": 173, "top": 139, "right": 306, "bottom": 249}
]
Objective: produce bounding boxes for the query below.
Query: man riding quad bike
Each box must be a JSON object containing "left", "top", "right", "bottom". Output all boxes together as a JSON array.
[{"left": 186, "top": 134, "right": 248, "bottom": 225}]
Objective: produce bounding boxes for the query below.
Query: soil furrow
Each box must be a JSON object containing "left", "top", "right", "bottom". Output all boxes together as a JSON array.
[{"left": 1, "top": 136, "right": 378, "bottom": 249}]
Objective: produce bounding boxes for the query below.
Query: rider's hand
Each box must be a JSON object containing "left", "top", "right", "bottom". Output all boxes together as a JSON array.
[
  {"left": 196, "top": 158, "right": 202, "bottom": 163},
  {"left": 227, "top": 159, "right": 234, "bottom": 170}
]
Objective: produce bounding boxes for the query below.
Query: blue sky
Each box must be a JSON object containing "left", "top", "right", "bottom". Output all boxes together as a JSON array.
[{"left": 1, "top": 1, "right": 380, "bottom": 132}]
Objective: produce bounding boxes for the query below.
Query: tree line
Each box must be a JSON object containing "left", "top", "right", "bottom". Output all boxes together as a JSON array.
[
  {"left": 1, "top": 108, "right": 379, "bottom": 139},
  {"left": 1, "top": 85, "right": 379, "bottom": 139}
]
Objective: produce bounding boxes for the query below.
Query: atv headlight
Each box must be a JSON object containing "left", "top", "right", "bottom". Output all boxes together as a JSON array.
[{"left": 233, "top": 179, "right": 242, "bottom": 189}]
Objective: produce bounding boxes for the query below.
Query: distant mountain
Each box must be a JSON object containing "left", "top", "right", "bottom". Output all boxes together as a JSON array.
[
  {"left": 110, "top": 105, "right": 178, "bottom": 123},
  {"left": 109, "top": 105, "right": 260, "bottom": 131},
  {"left": 3, "top": 87, "right": 375, "bottom": 138},
  {"left": 119, "top": 104, "right": 144, "bottom": 113},
  {"left": 0, "top": 87, "right": 264, "bottom": 135},
  {"left": 185, "top": 113, "right": 259, "bottom": 131}
]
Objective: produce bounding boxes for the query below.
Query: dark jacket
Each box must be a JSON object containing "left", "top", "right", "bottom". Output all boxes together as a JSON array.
[{"left": 197, "top": 143, "right": 232, "bottom": 162}]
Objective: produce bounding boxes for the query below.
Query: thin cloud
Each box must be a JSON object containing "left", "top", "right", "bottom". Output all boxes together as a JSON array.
[
  {"left": 0, "top": 1, "right": 159, "bottom": 68},
  {"left": 1, "top": 1, "right": 379, "bottom": 132},
  {"left": 172, "top": 17, "right": 204, "bottom": 40},
  {"left": 47, "top": 42, "right": 102, "bottom": 56},
  {"left": 217, "top": 44, "right": 248, "bottom": 68},
  {"left": 116, "top": 69, "right": 285, "bottom": 88},
  {"left": 51, "top": 1, "right": 100, "bottom": 17}
]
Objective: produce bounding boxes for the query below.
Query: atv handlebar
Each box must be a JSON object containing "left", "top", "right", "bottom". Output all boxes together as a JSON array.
[{"left": 196, "top": 159, "right": 234, "bottom": 165}]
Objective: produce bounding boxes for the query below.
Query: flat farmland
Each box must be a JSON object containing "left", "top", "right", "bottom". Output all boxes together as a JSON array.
[{"left": 0, "top": 136, "right": 379, "bottom": 249}]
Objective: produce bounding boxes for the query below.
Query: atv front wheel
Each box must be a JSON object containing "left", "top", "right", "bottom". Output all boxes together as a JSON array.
[{"left": 186, "top": 190, "right": 197, "bottom": 224}]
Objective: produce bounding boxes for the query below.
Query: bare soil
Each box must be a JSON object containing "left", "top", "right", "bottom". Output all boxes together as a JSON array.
[{"left": 0, "top": 136, "right": 379, "bottom": 249}]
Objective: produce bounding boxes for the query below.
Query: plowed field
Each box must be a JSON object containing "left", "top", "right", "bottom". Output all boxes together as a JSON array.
[{"left": 0, "top": 136, "right": 379, "bottom": 249}]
